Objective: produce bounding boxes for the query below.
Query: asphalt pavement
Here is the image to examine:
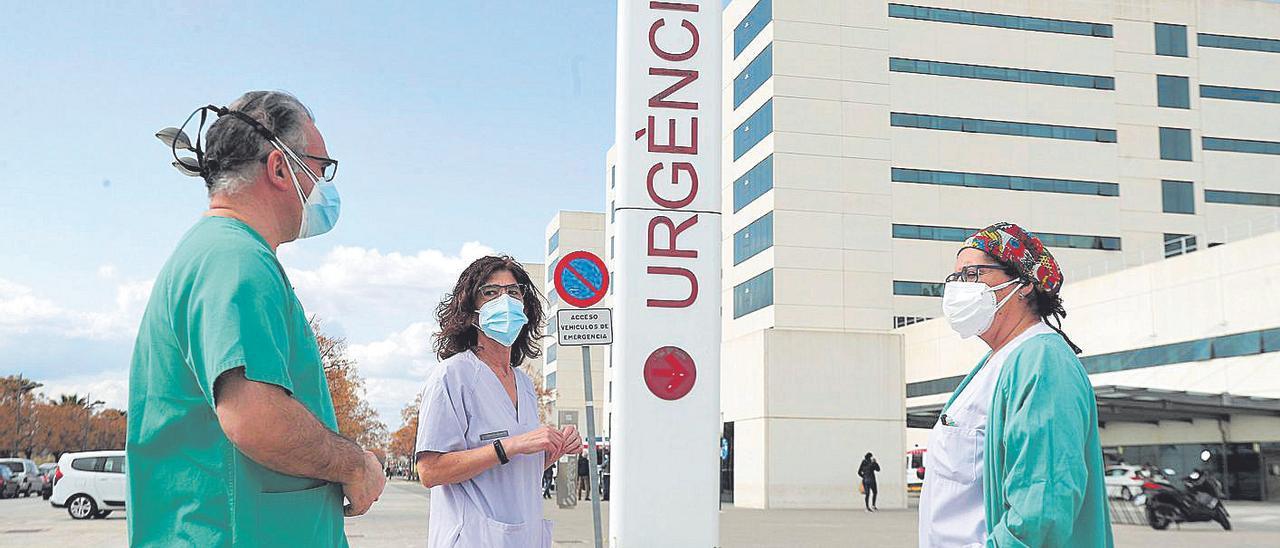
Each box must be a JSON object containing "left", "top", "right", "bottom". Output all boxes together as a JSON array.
[{"left": 3, "top": 481, "right": 1279, "bottom": 547}]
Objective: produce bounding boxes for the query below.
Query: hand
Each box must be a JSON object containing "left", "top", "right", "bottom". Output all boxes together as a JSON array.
[
  {"left": 508, "top": 425, "right": 564, "bottom": 457},
  {"left": 558, "top": 425, "right": 583, "bottom": 457},
  {"left": 343, "top": 451, "right": 387, "bottom": 517}
]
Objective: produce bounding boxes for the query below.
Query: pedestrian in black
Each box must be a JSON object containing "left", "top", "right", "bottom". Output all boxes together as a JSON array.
[
  {"left": 543, "top": 463, "right": 555, "bottom": 499},
  {"left": 858, "top": 452, "right": 880, "bottom": 512},
  {"left": 577, "top": 454, "right": 591, "bottom": 500}
]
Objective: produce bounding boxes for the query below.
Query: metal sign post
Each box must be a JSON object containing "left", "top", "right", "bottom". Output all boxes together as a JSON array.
[{"left": 554, "top": 255, "right": 612, "bottom": 548}]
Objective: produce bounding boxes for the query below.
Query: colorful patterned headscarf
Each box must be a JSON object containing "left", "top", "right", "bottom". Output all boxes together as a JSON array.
[{"left": 960, "top": 222, "right": 1064, "bottom": 295}]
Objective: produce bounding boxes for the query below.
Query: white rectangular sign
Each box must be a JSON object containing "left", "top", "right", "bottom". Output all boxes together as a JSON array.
[
  {"left": 612, "top": 0, "right": 721, "bottom": 546},
  {"left": 556, "top": 308, "right": 613, "bottom": 346}
]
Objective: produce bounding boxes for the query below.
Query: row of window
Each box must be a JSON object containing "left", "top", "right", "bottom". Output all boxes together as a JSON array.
[
  {"left": 1164, "top": 233, "right": 1199, "bottom": 258},
  {"left": 733, "top": 0, "right": 771, "bottom": 58},
  {"left": 907, "top": 326, "right": 1280, "bottom": 397},
  {"left": 892, "top": 167, "right": 1119, "bottom": 197},
  {"left": 890, "top": 58, "right": 1114, "bottom": 90},
  {"left": 893, "top": 280, "right": 944, "bottom": 298},
  {"left": 735, "top": 100, "right": 774, "bottom": 159},
  {"left": 733, "top": 211, "right": 774, "bottom": 265},
  {"left": 1199, "top": 32, "right": 1280, "bottom": 54},
  {"left": 1205, "top": 189, "right": 1280, "bottom": 208},
  {"left": 1203, "top": 136, "right": 1280, "bottom": 156},
  {"left": 733, "top": 269, "right": 773, "bottom": 319},
  {"left": 735, "top": 44, "right": 772, "bottom": 108},
  {"left": 1202, "top": 84, "right": 1280, "bottom": 104},
  {"left": 892, "top": 223, "right": 1122, "bottom": 250},
  {"left": 734, "top": 155, "right": 773, "bottom": 212},
  {"left": 891, "top": 113, "right": 1117, "bottom": 143},
  {"left": 888, "top": 3, "right": 1112, "bottom": 38},
  {"left": 894, "top": 316, "right": 932, "bottom": 329}
]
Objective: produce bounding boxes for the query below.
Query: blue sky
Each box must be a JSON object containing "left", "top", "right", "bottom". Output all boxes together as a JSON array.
[{"left": 0, "top": 2, "right": 618, "bottom": 425}]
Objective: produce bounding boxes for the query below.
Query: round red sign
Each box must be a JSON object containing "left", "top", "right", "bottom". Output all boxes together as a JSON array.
[
  {"left": 643, "top": 346, "right": 697, "bottom": 401},
  {"left": 553, "top": 250, "right": 610, "bottom": 308}
]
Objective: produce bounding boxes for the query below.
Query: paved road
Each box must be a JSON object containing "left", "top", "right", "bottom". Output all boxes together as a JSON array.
[{"left": 3, "top": 481, "right": 1279, "bottom": 547}]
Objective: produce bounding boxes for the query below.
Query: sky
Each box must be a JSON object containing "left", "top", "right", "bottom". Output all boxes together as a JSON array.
[{"left": 0, "top": 2, "right": 619, "bottom": 427}]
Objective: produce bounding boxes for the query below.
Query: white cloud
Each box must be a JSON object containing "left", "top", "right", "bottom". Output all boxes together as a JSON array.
[
  {"left": 97, "top": 264, "right": 117, "bottom": 279},
  {"left": 0, "top": 277, "right": 151, "bottom": 343},
  {"left": 36, "top": 369, "right": 130, "bottom": 411}
]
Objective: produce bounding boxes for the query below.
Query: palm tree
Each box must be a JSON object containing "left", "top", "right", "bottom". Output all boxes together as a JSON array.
[{"left": 56, "top": 394, "right": 89, "bottom": 407}]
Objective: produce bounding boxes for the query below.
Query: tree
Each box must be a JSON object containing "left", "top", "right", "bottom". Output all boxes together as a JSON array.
[
  {"left": 0, "top": 375, "right": 43, "bottom": 456},
  {"left": 311, "top": 318, "right": 388, "bottom": 451},
  {"left": 388, "top": 394, "right": 421, "bottom": 465},
  {"left": 523, "top": 365, "right": 555, "bottom": 424}
]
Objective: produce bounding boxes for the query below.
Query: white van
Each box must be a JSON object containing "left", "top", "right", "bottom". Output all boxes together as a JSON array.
[{"left": 49, "top": 450, "right": 127, "bottom": 520}]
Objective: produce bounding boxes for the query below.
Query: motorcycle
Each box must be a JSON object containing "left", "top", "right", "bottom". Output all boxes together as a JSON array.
[{"left": 1136, "top": 469, "right": 1231, "bottom": 531}]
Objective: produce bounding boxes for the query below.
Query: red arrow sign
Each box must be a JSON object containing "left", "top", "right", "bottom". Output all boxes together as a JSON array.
[{"left": 643, "top": 346, "right": 697, "bottom": 401}]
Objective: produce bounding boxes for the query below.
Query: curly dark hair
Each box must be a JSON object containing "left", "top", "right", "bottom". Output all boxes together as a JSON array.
[
  {"left": 433, "top": 255, "right": 545, "bottom": 367},
  {"left": 990, "top": 259, "right": 1082, "bottom": 354}
]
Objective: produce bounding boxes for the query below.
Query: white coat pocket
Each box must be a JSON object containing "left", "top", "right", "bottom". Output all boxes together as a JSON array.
[{"left": 929, "top": 422, "right": 983, "bottom": 485}]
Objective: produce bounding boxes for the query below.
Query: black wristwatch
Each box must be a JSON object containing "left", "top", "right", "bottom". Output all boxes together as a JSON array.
[{"left": 493, "top": 440, "right": 510, "bottom": 465}]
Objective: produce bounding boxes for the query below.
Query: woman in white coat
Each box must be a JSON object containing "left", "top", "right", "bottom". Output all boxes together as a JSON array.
[{"left": 416, "top": 256, "right": 582, "bottom": 547}]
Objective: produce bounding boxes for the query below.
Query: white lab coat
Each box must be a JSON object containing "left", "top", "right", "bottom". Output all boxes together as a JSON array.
[
  {"left": 918, "top": 323, "right": 1053, "bottom": 547},
  {"left": 416, "top": 351, "right": 552, "bottom": 547}
]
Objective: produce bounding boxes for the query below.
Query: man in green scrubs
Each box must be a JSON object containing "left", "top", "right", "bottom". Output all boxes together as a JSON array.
[{"left": 127, "top": 91, "right": 385, "bottom": 547}]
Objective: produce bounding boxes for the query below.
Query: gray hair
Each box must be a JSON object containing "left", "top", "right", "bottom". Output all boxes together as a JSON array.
[{"left": 203, "top": 91, "right": 315, "bottom": 196}]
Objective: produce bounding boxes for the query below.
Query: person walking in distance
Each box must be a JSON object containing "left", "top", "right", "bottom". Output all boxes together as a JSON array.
[
  {"left": 577, "top": 452, "right": 591, "bottom": 501},
  {"left": 859, "top": 452, "right": 881, "bottom": 512}
]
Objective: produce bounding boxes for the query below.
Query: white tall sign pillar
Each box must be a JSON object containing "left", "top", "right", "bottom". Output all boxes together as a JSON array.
[{"left": 612, "top": 1, "right": 721, "bottom": 546}]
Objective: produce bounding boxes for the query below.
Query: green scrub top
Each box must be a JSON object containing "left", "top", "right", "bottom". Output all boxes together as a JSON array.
[
  {"left": 126, "top": 216, "right": 347, "bottom": 547},
  {"left": 944, "top": 332, "right": 1115, "bottom": 547}
]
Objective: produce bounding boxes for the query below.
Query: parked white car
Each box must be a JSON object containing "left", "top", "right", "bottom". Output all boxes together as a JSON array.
[
  {"left": 1104, "top": 465, "right": 1147, "bottom": 500},
  {"left": 49, "top": 451, "right": 126, "bottom": 520}
]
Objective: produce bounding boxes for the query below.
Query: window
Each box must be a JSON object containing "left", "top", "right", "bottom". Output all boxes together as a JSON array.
[
  {"left": 734, "top": 0, "right": 772, "bottom": 58},
  {"left": 71, "top": 457, "right": 105, "bottom": 472},
  {"left": 610, "top": 236, "right": 615, "bottom": 259},
  {"left": 546, "top": 344, "right": 557, "bottom": 363},
  {"left": 887, "top": 4, "right": 1111, "bottom": 37},
  {"left": 1164, "top": 233, "right": 1198, "bottom": 258},
  {"left": 734, "top": 155, "right": 774, "bottom": 212},
  {"left": 1204, "top": 189, "right": 1280, "bottom": 208},
  {"left": 891, "top": 112, "right": 1116, "bottom": 143},
  {"left": 1155, "top": 23, "right": 1188, "bottom": 57},
  {"left": 610, "top": 165, "right": 615, "bottom": 188},
  {"left": 547, "top": 230, "right": 560, "bottom": 254},
  {"left": 909, "top": 326, "right": 1280, "bottom": 396},
  {"left": 546, "top": 371, "right": 557, "bottom": 390},
  {"left": 547, "top": 316, "right": 558, "bottom": 337},
  {"left": 893, "top": 223, "right": 1121, "bottom": 250},
  {"left": 1159, "top": 127, "right": 1193, "bottom": 161},
  {"left": 1201, "top": 84, "right": 1280, "bottom": 104},
  {"left": 733, "top": 269, "right": 773, "bottom": 319},
  {"left": 893, "top": 316, "right": 932, "bottom": 328},
  {"left": 734, "top": 212, "right": 774, "bottom": 265},
  {"left": 735, "top": 100, "right": 774, "bottom": 159},
  {"left": 1162, "top": 180, "right": 1195, "bottom": 214},
  {"left": 890, "top": 58, "right": 1114, "bottom": 90},
  {"left": 104, "top": 456, "right": 125, "bottom": 474},
  {"left": 1157, "top": 75, "right": 1190, "bottom": 108},
  {"left": 893, "top": 281, "right": 944, "bottom": 297},
  {"left": 891, "top": 167, "right": 1118, "bottom": 196},
  {"left": 735, "top": 45, "right": 773, "bottom": 108},
  {"left": 1199, "top": 32, "right": 1280, "bottom": 54},
  {"left": 610, "top": 200, "right": 615, "bottom": 223},
  {"left": 1203, "top": 136, "right": 1280, "bottom": 156}
]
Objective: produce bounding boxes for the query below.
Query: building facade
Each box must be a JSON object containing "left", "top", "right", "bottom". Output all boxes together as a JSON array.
[
  {"left": 543, "top": 211, "right": 609, "bottom": 439},
  {"left": 720, "top": 0, "right": 1280, "bottom": 508}
]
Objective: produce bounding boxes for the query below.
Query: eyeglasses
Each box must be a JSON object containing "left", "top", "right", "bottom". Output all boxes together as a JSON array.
[
  {"left": 478, "top": 283, "right": 527, "bottom": 301},
  {"left": 259, "top": 152, "right": 339, "bottom": 182},
  {"left": 944, "top": 264, "right": 1009, "bottom": 284}
]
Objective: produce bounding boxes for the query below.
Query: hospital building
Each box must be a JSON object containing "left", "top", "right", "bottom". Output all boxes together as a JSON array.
[{"left": 543, "top": 0, "right": 1280, "bottom": 510}]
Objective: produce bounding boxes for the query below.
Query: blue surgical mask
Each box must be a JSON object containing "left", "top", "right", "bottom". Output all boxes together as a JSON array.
[
  {"left": 280, "top": 146, "right": 341, "bottom": 239},
  {"left": 476, "top": 294, "right": 528, "bottom": 347}
]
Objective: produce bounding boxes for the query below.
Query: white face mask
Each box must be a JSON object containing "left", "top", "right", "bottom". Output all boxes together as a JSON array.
[{"left": 942, "top": 279, "right": 1024, "bottom": 339}]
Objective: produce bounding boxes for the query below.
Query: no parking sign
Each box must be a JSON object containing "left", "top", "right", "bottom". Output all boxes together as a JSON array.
[{"left": 554, "top": 250, "right": 610, "bottom": 308}]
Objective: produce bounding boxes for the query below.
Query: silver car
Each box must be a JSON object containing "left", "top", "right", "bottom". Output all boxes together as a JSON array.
[{"left": 0, "top": 459, "right": 41, "bottom": 498}]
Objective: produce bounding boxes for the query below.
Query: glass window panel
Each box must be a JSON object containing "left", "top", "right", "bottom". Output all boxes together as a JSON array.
[
  {"left": 1157, "top": 75, "right": 1191, "bottom": 108},
  {"left": 1200, "top": 32, "right": 1280, "bottom": 53},
  {"left": 1160, "top": 127, "right": 1193, "bottom": 161},
  {"left": 734, "top": 155, "right": 774, "bottom": 212},
  {"left": 1155, "top": 23, "right": 1188, "bottom": 57},
  {"left": 734, "top": 100, "right": 774, "bottom": 159},
  {"left": 1162, "top": 180, "right": 1195, "bottom": 214},
  {"left": 1213, "top": 332, "right": 1262, "bottom": 358},
  {"left": 547, "top": 230, "right": 560, "bottom": 254},
  {"left": 733, "top": 212, "right": 774, "bottom": 265},
  {"left": 1262, "top": 328, "right": 1280, "bottom": 353},
  {"left": 734, "top": 269, "right": 774, "bottom": 318},
  {"left": 734, "top": 44, "right": 773, "bottom": 108},
  {"left": 734, "top": 0, "right": 773, "bottom": 58}
]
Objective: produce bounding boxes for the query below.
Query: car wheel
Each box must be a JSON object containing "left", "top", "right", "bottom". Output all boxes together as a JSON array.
[
  {"left": 67, "top": 494, "right": 97, "bottom": 520},
  {"left": 1121, "top": 487, "right": 1133, "bottom": 501}
]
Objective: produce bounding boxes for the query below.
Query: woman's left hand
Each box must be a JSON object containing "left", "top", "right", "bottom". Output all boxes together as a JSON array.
[{"left": 558, "top": 425, "right": 583, "bottom": 456}]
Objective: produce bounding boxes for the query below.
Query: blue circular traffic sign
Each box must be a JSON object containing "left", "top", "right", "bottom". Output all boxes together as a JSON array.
[{"left": 554, "top": 251, "right": 610, "bottom": 308}]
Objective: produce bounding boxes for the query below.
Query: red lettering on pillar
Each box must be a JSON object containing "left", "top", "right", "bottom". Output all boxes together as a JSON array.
[
  {"left": 648, "top": 68, "right": 699, "bottom": 110},
  {"left": 646, "top": 162, "right": 699, "bottom": 208},
  {"left": 646, "top": 266, "right": 699, "bottom": 308},
  {"left": 647, "top": 215, "right": 699, "bottom": 258},
  {"left": 647, "top": 116, "right": 698, "bottom": 154},
  {"left": 648, "top": 19, "right": 700, "bottom": 62},
  {"left": 649, "top": 1, "right": 699, "bottom": 12}
]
